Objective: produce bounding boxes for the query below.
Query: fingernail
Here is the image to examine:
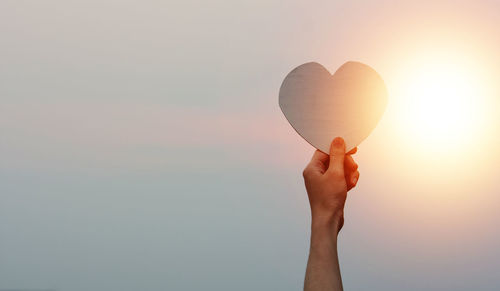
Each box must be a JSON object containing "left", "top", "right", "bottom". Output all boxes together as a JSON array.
[
  {"left": 352, "top": 177, "right": 358, "bottom": 184},
  {"left": 333, "top": 137, "right": 344, "bottom": 146}
]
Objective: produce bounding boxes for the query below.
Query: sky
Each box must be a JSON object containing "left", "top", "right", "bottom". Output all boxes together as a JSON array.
[{"left": 1, "top": 0, "right": 500, "bottom": 290}]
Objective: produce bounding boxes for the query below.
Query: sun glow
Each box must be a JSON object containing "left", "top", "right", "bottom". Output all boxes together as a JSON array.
[{"left": 393, "top": 55, "right": 492, "bottom": 156}]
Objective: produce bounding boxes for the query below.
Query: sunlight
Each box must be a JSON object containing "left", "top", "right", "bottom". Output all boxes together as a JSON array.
[{"left": 394, "top": 55, "right": 490, "bottom": 156}]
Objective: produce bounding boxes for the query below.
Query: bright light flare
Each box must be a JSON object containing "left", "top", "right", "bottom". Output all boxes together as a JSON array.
[{"left": 394, "top": 56, "right": 490, "bottom": 156}]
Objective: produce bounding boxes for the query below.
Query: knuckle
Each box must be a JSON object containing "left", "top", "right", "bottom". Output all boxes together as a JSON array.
[{"left": 302, "top": 168, "right": 311, "bottom": 178}]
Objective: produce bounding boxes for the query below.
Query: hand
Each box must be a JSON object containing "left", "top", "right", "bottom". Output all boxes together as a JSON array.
[{"left": 302, "top": 137, "right": 359, "bottom": 232}]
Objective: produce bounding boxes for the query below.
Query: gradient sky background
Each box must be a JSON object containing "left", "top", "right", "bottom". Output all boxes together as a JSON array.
[{"left": 2, "top": 0, "right": 500, "bottom": 290}]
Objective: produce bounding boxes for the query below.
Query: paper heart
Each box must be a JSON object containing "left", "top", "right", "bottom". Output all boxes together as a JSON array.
[{"left": 279, "top": 61, "right": 388, "bottom": 153}]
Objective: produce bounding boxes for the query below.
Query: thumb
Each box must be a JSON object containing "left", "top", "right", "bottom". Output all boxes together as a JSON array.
[{"left": 327, "top": 137, "right": 346, "bottom": 176}]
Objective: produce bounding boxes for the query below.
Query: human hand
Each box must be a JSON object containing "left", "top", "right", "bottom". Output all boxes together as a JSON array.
[{"left": 302, "top": 137, "right": 359, "bottom": 232}]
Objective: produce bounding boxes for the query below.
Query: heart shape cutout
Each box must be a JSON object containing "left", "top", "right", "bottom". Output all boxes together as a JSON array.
[{"left": 279, "top": 61, "right": 388, "bottom": 153}]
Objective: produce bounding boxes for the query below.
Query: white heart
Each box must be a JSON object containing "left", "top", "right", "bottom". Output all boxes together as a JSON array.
[{"left": 279, "top": 61, "right": 388, "bottom": 153}]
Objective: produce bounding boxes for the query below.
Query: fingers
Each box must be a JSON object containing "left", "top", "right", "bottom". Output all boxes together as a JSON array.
[
  {"left": 344, "top": 155, "right": 358, "bottom": 172},
  {"left": 304, "top": 150, "right": 329, "bottom": 177},
  {"left": 345, "top": 155, "right": 359, "bottom": 191},
  {"left": 347, "top": 171, "right": 360, "bottom": 191},
  {"left": 305, "top": 142, "right": 357, "bottom": 179},
  {"left": 351, "top": 171, "right": 359, "bottom": 185},
  {"left": 327, "top": 137, "right": 346, "bottom": 177},
  {"left": 310, "top": 149, "right": 329, "bottom": 166}
]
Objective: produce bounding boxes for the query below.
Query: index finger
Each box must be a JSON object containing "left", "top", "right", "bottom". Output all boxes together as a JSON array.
[
  {"left": 347, "top": 147, "right": 357, "bottom": 155},
  {"left": 306, "top": 149, "right": 329, "bottom": 174}
]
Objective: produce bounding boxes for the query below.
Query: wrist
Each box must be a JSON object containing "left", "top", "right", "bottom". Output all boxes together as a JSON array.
[
  {"left": 311, "top": 210, "right": 343, "bottom": 234},
  {"left": 310, "top": 214, "right": 341, "bottom": 251}
]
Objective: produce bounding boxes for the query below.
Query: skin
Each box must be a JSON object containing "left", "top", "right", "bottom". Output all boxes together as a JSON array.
[{"left": 303, "top": 137, "right": 360, "bottom": 291}]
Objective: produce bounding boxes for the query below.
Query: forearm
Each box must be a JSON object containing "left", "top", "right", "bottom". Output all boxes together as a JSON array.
[
  {"left": 302, "top": 138, "right": 356, "bottom": 291},
  {"left": 304, "top": 217, "right": 343, "bottom": 291}
]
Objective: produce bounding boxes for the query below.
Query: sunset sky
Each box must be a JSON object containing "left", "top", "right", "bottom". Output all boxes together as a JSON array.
[{"left": 2, "top": 0, "right": 500, "bottom": 290}]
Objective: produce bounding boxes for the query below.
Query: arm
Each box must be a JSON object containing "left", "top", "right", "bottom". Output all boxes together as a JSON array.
[{"left": 303, "top": 137, "right": 360, "bottom": 291}]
